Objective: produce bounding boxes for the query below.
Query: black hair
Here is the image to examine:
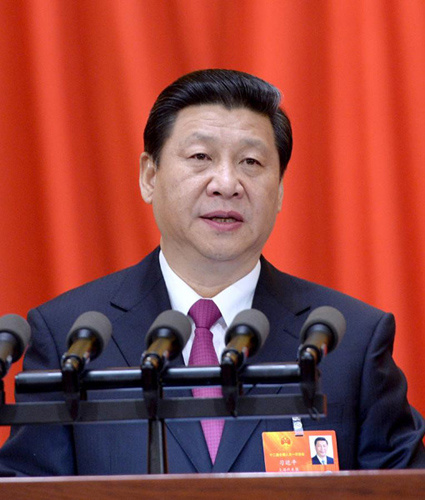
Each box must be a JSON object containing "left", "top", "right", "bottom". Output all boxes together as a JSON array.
[
  {"left": 143, "top": 69, "right": 292, "bottom": 178},
  {"left": 314, "top": 437, "right": 328, "bottom": 446}
]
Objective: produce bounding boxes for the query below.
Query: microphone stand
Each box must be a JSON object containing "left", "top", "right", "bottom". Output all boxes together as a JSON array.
[
  {"left": 141, "top": 353, "right": 168, "bottom": 474},
  {"left": 8, "top": 361, "right": 325, "bottom": 475},
  {"left": 220, "top": 355, "right": 242, "bottom": 417},
  {"left": 61, "top": 360, "right": 84, "bottom": 420},
  {"left": 0, "top": 380, "right": 4, "bottom": 405}
]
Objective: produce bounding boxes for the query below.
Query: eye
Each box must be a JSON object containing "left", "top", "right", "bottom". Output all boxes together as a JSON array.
[
  {"left": 190, "top": 153, "right": 210, "bottom": 161},
  {"left": 242, "top": 157, "right": 262, "bottom": 166}
]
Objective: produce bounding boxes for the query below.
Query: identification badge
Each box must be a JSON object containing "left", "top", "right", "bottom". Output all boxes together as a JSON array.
[{"left": 262, "top": 430, "right": 339, "bottom": 472}]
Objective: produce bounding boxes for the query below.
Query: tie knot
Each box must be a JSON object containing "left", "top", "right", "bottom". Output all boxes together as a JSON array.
[{"left": 188, "top": 299, "right": 221, "bottom": 329}]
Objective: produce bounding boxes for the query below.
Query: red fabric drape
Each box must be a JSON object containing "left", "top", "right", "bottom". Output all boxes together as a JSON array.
[{"left": 1, "top": 0, "right": 425, "bottom": 445}]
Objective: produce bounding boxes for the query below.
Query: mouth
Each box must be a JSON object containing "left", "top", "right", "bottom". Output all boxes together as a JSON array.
[
  {"left": 200, "top": 211, "right": 244, "bottom": 231},
  {"left": 201, "top": 211, "right": 244, "bottom": 223},
  {"left": 206, "top": 216, "right": 238, "bottom": 223}
]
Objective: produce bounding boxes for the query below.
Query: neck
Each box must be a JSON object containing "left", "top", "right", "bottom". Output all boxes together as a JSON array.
[{"left": 161, "top": 247, "right": 259, "bottom": 298}]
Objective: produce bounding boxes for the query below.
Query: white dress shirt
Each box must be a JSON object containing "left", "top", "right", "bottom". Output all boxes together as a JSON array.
[{"left": 159, "top": 250, "right": 261, "bottom": 365}]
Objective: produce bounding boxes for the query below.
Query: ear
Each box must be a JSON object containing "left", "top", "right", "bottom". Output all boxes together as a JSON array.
[
  {"left": 139, "top": 152, "right": 157, "bottom": 204},
  {"left": 277, "top": 181, "right": 284, "bottom": 212}
]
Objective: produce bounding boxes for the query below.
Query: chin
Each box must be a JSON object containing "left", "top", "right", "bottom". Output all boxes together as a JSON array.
[
  {"left": 192, "top": 235, "right": 263, "bottom": 264},
  {"left": 198, "top": 246, "right": 255, "bottom": 264}
]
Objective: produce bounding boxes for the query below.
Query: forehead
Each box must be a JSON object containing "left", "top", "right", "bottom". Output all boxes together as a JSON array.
[{"left": 166, "top": 104, "right": 277, "bottom": 150}]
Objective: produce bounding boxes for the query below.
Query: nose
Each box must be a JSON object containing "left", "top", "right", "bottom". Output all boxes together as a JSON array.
[{"left": 206, "top": 162, "right": 243, "bottom": 199}]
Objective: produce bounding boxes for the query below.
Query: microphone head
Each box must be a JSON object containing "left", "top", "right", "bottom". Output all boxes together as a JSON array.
[
  {"left": 0, "top": 314, "right": 31, "bottom": 361},
  {"left": 67, "top": 311, "right": 113, "bottom": 355},
  {"left": 225, "top": 309, "right": 270, "bottom": 356},
  {"left": 146, "top": 310, "right": 192, "bottom": 352},
  {"left": 300, "top": 306, "right": 346, "bottom": 352}
]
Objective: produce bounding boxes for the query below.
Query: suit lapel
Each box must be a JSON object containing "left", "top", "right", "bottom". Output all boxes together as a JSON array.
[
  {"left": 213, "top": 257, "right": 312, "bottom": 472},
  {"left": 166, "top": 418, "right": 211, "bottom": 472},
  {"left": 165, "top": 351, "right": 215, "bottom": 472},
  {"left": 108, "top": 248, "right": 172, "bottom": 367}
]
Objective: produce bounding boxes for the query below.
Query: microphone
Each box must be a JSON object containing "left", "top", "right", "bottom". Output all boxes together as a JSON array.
[
  {"left": 0, "top": 314, "right": 31, "bottom": 378},
  {"left": 61, "top": 311, "right": 112, "bottom": 373},
  {"left": 141, "top": 310, "right": 192, "bottom": 371},
  {"left": 141, "top": 310, "right": 190, "bottom": 471},
  {"left": 298, "top": 306, "right": 346, "bottom": 413},
  {"left": 298, "top": 306, "right": 346, "bottom": 364},
  {"left": 221, "top": 309, "right": 270, "bottom": 368}
]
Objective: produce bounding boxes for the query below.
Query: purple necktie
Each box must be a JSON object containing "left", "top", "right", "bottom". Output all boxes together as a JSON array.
[{"left": 188, "top": 299, "right": 224, "bottom": 464}]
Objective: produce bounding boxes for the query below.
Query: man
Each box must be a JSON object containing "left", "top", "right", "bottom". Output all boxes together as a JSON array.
[
  {"left": 312, "top": 437, "right": 334, "bottom": 465},
  {"left": 0, "top": 69, "right": 424, "bottom": 475}
]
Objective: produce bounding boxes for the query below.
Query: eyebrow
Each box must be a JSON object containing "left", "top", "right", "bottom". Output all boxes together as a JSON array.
[
  {"left": 180, "top": 132, "right": 215, "bottom": 146},
  {"left": 180, "top": 133, "right": 270, "bottom": 153}
]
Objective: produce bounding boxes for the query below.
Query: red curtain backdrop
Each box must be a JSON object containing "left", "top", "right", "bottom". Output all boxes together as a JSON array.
[{"left": 1, "top": 0, "right": 425, "bottom": 445}]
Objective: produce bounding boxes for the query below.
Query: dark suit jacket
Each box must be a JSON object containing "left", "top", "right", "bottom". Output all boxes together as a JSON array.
[
  {"left": 312, "top": 455, "right": 334, "bottom": 465},
  {"left": 1, "top": 248, "right": 424, "bottom": 475}
]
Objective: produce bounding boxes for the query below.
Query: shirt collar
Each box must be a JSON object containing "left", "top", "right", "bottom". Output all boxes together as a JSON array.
[{"left": 159, "top": 250, "right": 261, "bottom": 327}]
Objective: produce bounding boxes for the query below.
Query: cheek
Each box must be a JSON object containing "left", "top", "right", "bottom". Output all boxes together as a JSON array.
[
  {"left": 254, "top": 178, "right": 281, "bottom": 205},
  {"left": 258, "top": 193, "right": 282, "bottom": 221},
  {"left": 153, "top": 177, "right": 199, "bottom": 218}
]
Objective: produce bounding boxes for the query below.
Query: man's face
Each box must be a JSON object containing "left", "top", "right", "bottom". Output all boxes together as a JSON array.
[
  {"left": 315, "top": 440, "right": 328, "bottom": 458},
  {"left": 140, "top": 104, "right": 283, "bottom": 273}
]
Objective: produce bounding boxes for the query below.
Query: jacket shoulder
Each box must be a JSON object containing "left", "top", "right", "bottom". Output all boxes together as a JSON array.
[
  {"left": 30, "top": 248, "right": 162, "bottom": 329},
  {"left": 260, "top": 257, "right": 387, "bottom": 323}
]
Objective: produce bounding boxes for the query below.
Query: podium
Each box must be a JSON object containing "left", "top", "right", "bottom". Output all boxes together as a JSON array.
[{"left": 0, "top": 471, "right": 424, "bottom": 499}]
